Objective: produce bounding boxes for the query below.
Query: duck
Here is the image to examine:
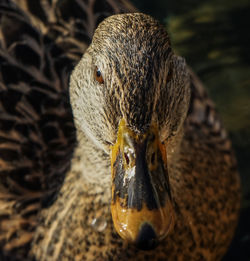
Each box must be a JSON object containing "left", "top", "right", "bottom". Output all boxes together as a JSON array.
[{"left": 0, "top": 0, "right": 241, "bottom": 260}]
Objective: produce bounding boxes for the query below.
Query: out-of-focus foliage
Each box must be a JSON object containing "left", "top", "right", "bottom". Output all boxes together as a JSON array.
[
  {"left": 132, "top": 0, "right": 250, "bottom": 260},
  {"left": 168, "top": 1, "right": 250, "bottom": 131}
]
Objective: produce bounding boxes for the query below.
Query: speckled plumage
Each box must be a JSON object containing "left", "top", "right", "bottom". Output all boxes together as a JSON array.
[{"left": 0, "top": 0, "right": 240, "bottom": 260}]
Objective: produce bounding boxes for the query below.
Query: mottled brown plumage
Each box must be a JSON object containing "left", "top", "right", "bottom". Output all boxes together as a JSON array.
[{"left": 0, "top": 0, "right": 240, "bottom": 260}]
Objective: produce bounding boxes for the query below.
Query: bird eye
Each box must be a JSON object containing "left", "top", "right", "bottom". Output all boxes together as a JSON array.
[{"left": 94, "top": 66, "right": 104, "bottom": 84}]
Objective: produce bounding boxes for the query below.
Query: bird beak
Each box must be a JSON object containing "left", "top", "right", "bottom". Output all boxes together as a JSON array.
[{"left": 110, "top": 119, "right": 175, "bottom": 250}]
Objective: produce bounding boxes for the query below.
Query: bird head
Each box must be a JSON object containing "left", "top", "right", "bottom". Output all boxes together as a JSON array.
[{"left": 70, "top": 13, "right": 190, "bottom": 250}]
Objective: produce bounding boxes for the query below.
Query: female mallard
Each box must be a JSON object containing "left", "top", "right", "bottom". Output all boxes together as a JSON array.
[{"left": 0, "top": 0, "right": 240, "bottom": 260}]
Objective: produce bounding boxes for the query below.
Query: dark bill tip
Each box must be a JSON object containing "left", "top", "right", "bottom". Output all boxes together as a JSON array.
[{"left": 135, "top": 223, "right": 159, "bottom": 250}]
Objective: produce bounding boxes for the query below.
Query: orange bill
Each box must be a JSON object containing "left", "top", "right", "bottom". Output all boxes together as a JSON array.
[{"left": 111, "top": 119, "right": 175, "bottom": 250}]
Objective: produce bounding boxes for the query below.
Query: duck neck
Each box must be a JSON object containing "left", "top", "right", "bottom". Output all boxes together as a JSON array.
[{"left": 70, "top": 128, "right": 112, "bottom": 200}]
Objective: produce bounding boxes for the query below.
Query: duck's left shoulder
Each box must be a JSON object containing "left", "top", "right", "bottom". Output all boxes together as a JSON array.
[{"left": 181, "top": 67, "right": 241, "bottom": 208}]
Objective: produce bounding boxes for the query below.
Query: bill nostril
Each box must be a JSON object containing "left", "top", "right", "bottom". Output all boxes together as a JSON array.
[
  {"left": 135, "top": 223, "right": 159, "bottom": 250},
  {"left": 124, "top": 152, "right": 130, "bottom": 165}
]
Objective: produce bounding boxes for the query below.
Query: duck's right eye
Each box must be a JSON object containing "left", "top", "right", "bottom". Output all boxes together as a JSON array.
[{"left": 94, "top": 66, "right": 104, "bottom": 84}]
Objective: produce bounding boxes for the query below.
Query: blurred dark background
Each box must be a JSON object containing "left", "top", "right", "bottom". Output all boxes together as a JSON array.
[{"left": 131, "top": 0, "right": 250, "bottom": 260}]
